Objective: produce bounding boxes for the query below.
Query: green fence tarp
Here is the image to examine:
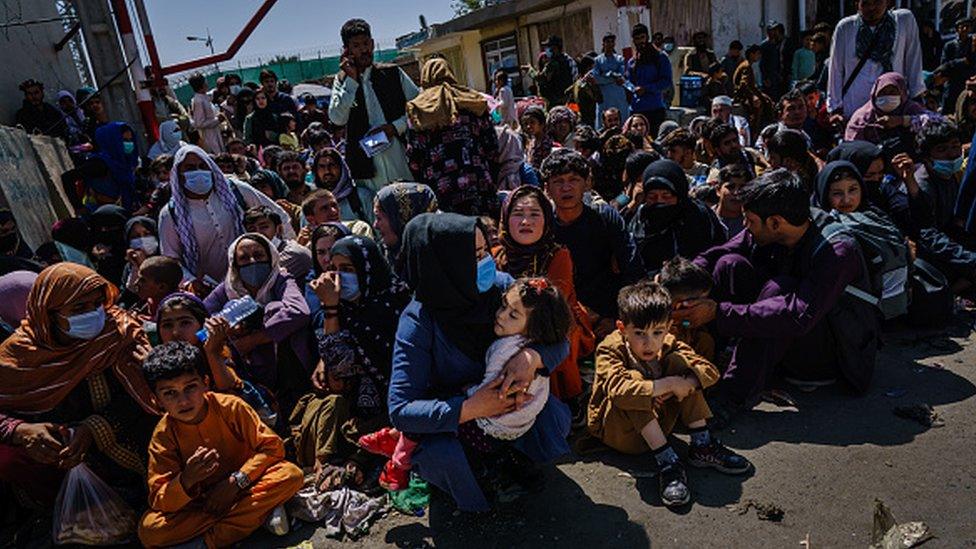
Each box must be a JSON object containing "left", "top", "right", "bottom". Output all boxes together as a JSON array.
[{"left": 174, "top": 49, "right": 400, "bottom": 104}]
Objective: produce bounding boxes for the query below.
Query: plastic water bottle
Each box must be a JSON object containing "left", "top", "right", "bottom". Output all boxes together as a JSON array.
[{"left": 196, "top": 296, "right": 260, "bottom": 342}]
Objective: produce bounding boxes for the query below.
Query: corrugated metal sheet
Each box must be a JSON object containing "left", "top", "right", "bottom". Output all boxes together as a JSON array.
[
  {"left": 535, "top": 8, "right": 594, "bottom": 58},
  {"left": 650, "top": 0, "right": 713, "bottom": 46}
]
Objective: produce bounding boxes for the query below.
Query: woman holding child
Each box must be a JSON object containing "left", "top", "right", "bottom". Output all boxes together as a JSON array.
[{"left": 388, "top": 212, "right": 571, "bottom": 512}]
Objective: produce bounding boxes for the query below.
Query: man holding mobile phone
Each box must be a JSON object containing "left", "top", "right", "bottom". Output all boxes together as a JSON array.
[{"left": 329, "top": 19, "right": 419, "bottom": 194}]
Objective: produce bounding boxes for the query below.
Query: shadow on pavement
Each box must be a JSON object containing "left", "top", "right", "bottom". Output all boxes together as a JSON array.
[{"left": 413, "top": 466, "right": 649, "bottom": 548}]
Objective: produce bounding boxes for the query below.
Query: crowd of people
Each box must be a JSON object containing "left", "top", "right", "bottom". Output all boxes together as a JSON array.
[{"left": 3, "top": 2, "right": 976, "bottom": 545}]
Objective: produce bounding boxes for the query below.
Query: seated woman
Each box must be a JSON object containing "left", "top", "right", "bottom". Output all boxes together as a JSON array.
[
  {"left": 827, "top": 141, "right": 928, "bottom": 240},
  {"left": 88, "top": 204, "right": 129, "bottom": 286},
  {"left": 628, "top": 159, "right": 728, "bottom": 274},
  {"left": 622, "top": 114, "right": 656, "bottom": 152},
  {"left": 388, "top": 213, "right": 570, "bottom": 512},
  {"left": 204, "top": 233, "right": 311, "bottom": 418},
  {"left": 304, "top": 223, "right": 352, "bottom": 319},
  {"left": 293, "top": 235, "right": 410, "bottom": 490},
  {"left": 120, "top": 215, "right": 159, "bottom": 300},
  {"left": 372, "top": 182, "right": 439, "bottom": 278},
  {"left": 0, "top": 264, "right": 158, "bottom": 510},
  {"left": 155, "top": 292, "right": 278, "bottom": 427},
  {"left": 311, "top": 148, "right": 376, "bottom": 225},
  {"left": 493, "top": 186, "right": 594, "bottom": 407},
  {"left": 845, "top": 72, "right": 942, "bottom": 145}
]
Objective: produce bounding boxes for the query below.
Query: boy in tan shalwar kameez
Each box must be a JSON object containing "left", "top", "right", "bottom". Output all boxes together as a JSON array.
[{"left": 587, "top": 282, "right": 751, "bottom": 508}]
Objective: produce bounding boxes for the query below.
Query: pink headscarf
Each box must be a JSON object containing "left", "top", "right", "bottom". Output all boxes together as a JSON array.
[{"left": 845, "top": 72, "right": 927, "bottom": 142}]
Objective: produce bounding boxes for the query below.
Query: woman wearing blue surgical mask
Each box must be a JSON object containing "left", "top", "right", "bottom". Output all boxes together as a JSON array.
[
  {"left": 296, "top": 235, "right": 410, "bottom": 489},
  {"left": 203, "top": 232, "right": 311, "bottom": 418},
  {"left": 93, "top": 122, "right": 139, "bottom": 210},
  {"left": 159, "top": 145, "right": 295, "bottom": 296},
  {"left": 0, "top": 263, "right": 159, "bottom": 508},
  {"left": 387, "top": 213, "right": 570, "bottom": 513}
]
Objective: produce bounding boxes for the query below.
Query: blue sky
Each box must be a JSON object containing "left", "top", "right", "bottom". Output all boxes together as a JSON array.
[{"left": 142, "top": 0, "right": 457, "bottom": 67}]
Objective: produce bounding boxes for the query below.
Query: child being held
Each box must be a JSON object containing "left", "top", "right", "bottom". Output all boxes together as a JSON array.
[
  {"left": 155, "top": 292, "right": 278, "bottom": 427},
  {"left": 138, "top": 342, "right": 303, "bottom": 548},
  {"left": 657, "top": 257, "right": 717, "bottom": 362},
  {"left": 361, "top": 277, "right": 572, "bottom": 489},
  {"left": 586, "top": 281, "right": 751, "bottom": 509}
]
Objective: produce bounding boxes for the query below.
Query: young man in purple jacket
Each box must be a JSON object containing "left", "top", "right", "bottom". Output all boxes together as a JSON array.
[{"left": 674, "top": 169, "right": 878, "bottom": 422}]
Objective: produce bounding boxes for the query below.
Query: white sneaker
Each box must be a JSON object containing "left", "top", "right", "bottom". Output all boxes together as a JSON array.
[{"left": 265, "top": 504, "right": 289, "bottom": 536}]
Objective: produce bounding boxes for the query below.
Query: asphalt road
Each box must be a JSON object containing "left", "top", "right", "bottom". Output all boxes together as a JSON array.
[{"left": 246, "top": 318, "right": 976, "bottom": 548}]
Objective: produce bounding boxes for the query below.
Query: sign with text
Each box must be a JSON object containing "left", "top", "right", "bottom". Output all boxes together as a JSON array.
[{"left": 0, "top": 126, "right": 59, "bottom": 250}]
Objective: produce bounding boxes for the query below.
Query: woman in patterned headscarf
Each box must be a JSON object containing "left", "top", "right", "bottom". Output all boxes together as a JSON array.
[
  {"left": 0, "top": 263, "right": 158, "bottom": 505},
  {"left": 293, "top": 235, "right": 409, "bottom": 489},
  {"left": 547, "top": 105, "right": 578, "bottom": 149},
  {"left": 494, "top": 186, "right": 593, "bottom": 402},
  {"left": 372, "top": 182, "right": 439, "bottom": 278}
]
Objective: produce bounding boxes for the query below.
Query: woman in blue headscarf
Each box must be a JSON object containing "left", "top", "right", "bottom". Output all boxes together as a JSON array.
[{"left": 94, "top": 122, "right": 139, "bottom": 210}]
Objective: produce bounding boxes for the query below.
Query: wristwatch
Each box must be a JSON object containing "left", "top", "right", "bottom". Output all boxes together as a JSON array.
[{"left": 230, "top": 471, "right": 251, "bottom": 490}]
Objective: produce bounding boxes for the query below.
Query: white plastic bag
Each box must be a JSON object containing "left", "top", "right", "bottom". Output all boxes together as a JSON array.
[{"left": 52, "top": 463, "right": 137, "bottom": 545}]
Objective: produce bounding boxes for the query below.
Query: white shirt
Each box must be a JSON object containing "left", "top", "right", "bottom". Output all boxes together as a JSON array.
[
  {"left": 827, "top": 9, "right": 925, "bottom": 119},
  {"left": 159, "top": 181, "right": 294, "bottom": 282},
  {"left": 190, "top": 92, "right": 224, "bottom": 154},
  {"left": 496, "top": 84, "right": 517, "bottom": 128},
  {"left": 329, "top": 66, "right": 419, "bottom": 194}
]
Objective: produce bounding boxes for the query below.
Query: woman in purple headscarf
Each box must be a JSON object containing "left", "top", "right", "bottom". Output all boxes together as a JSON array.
[{"left": 845, "top": 72, "right": 942, "bottom": 144}]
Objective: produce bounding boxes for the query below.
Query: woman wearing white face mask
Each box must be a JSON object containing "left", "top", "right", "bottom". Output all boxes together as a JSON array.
[
  {"left": 0, "top": 263, "right": 159, "bottom": 508},
  {"left": 845, "top": 72, "right": 943, "bottom": 143},
  {"left": 159, "top": 145, "right": 295, "bottom": 296},
  {"left": 122, "top": 215, "right": 159, "bottom": 295},
  {"left": 203, "top": 233, "right": 311, "bottom": 418}
]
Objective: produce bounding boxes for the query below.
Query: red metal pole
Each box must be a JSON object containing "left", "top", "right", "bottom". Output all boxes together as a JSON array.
[
  {"left": 158, "top": 0, "right": 279, "bottom": 76},
  {"left": 109, "top": 0, "right": 159, "bottom": 142},
  {"left": 131, "top": 0, "right": 165, "bottom": 91}
]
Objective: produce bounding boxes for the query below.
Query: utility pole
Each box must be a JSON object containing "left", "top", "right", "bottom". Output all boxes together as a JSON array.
[{"left": 74, "top": 0, "right": 147, "bottom": 150}]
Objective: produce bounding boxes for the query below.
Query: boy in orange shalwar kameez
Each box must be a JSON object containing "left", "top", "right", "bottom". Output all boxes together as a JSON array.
[{"left": 138, "top": 342, "right": 303, "bottom": 548}]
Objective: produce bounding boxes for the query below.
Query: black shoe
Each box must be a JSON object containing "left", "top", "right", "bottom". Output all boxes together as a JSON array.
[
  {"left": 687, "top": 440, "right": 753, "bottom": 474},
  {"left": 658, "top": 462, "right": 691, "bottom": 508}
]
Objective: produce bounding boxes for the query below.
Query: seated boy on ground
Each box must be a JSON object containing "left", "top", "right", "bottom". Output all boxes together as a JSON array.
[
  {"left": 657, "top": 257, "right": 717, "bottom": 363},
  {"left": 138, "top": 342, "right": 303, "bottom": 549},
  {"left": 132, "top": 255, "right": 182, "bottom": 318},
  {"left": 586, "top": 282, "right": 751, "bottom": 508}
]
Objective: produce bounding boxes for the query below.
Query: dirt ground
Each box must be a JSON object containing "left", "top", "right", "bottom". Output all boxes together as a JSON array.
[{"left": 246, "top": 318, "right": 976, "bottom": 549}]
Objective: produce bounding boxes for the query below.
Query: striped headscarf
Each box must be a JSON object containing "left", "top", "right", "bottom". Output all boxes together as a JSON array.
[
  {"left": 168, "top": 145, "right": 245, "bottom": 276},
  {"left": 0, "top": 263, "right": 157, "bottom": 415}
]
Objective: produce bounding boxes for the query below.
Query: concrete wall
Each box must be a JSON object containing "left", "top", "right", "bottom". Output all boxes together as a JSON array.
[{"left": 0, "top": 0, "right": 83, "bottom": 128}]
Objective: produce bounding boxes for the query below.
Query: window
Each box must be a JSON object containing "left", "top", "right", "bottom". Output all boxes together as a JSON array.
[{"left": 482, "top": 34, "right": 521, "bottom": 95}]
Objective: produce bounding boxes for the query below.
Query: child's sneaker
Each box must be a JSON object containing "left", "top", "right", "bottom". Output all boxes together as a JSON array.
[
  {"left": 687, "top": 440, "right": 752, "bottom": 474},
  {"left": 658, "top": 463, "right": 690, "bottom": 508},
  {"left": 264, "top": 504, "right": 289, "bottom": 536}
]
